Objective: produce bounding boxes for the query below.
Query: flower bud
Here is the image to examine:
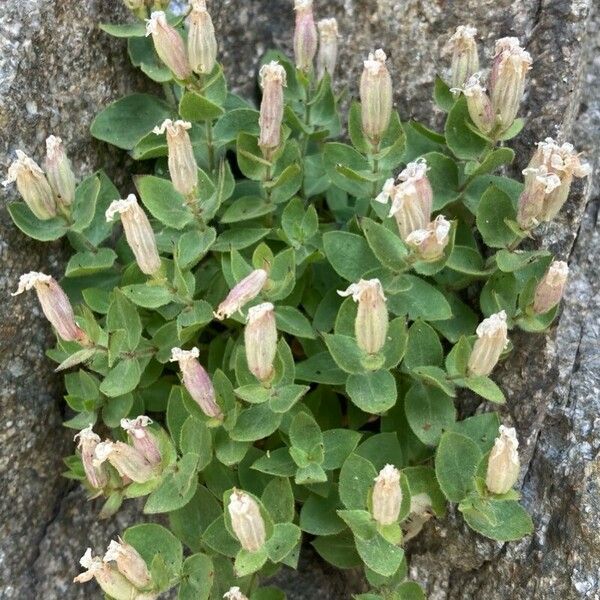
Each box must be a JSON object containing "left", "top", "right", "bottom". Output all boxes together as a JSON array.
[
  {"left": 104, "top": 538, "right": 152, "bottom": 589},
  {"left": 533, "top": 260, "right": 569, "bottom": 314},
  {"left": 467, "top": 311, "right": 509, "bottom": 377},
  {"left": 398, "top": 158, "right": 433, "bottom": 218},
  {"left": 337, "top": 279, "right": 388, "bottom": 355},
  {"left": 170, "top": 347, "right": 223, "bottom": 419},
  {"left": 448, "top": 25, "right": 479, "bottom": 89},
  {"left": 44, "top": 135, "right": 76, "bottom": 207},
  {"left": 187, "top": 0, "right": 217, "bottom": 75},
  {"left": 106, "top": 195, "right": 161, "bottom": 276},
  {"left": 486, "top": 425, "right": 520, "bottom": 494},
  {"left": 371, "top": 464, "right": 402, "bottom": 525},
  {"left": 228, "top": 489, "right": 266, "bottom": 552},
  {"left": 406, "top": 215, "right": 451, "bottom": 262},
  {"left": 12, "top": 272, "right": 88, "bottom": 343},
  {"left": 214, "top": 269, "right": 268, "bottom": 320},
  {"left": 244, "top": 302, "right": 278, "bottom": 383},
  {"left": 360, "top": 49, "right": 393, "bottom": 147},
  {"left": 224, "top": 587, "right": 249, "bottom": 600},
  {"left": 453, "top": 74, "right": 494, "bottom": 134},
  {"left": 93, "top": 441, "right": 156, "bottom": 484},
  {"left": 121, "top": 416, "right": 161, "bottom": 466},
  {"left": 146, "top": 11, "right": 192, "bottom": 81},
  {"left": 384, "top": 180, "right": 430, "bottom": 241},
  {"left": 293, "top": 0, "right": 318, "bottom": 71},
  {"left": 74, "top": 548, "right": 140, "bottom": 600},
  {"left": 74, "top": 426, "right": 109, "bottom": 489},
  {"left": 3, "top": 150, "right": 57, "bottom": 219},
  {"left": 317, "top": 18, "right": 339, "bottom": 81},
  {"left": 489, "top": 37, "right": 532, "bottom": 133},
  {"left": 258, "top": 61, "right": 286, "bottom": 159},
  {"left": 153, "top": 119, "right": 198, "bottom": 196},
  {"left": 516, "top": 165, "right": 561, "bottom": 229}
]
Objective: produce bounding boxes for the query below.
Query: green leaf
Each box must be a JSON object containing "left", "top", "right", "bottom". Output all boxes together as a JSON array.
[
  {"left": 123, "top": 523, "right": 183, "bottom": 579},
  {"left": 423, "top": 151, "right": 459, "bottom": 210},
  {"left": 230, "top": 403, "right": 282, "bottom": 442},
  {"left": 495, "top": 249, "right": 551, "bottom": 272},
  {"left": 135, "top": 175, "right": 193, "bottom": 229},
  {"left": 404, "top": 384, "right": 456, "bottom": 446},
  {"left": 447, "top": 245, "right": 488, "bottom": 276},
  {"left": 261, "top": 478, "right": 295, "bottom": 524},
  {"left": 178, "top": 553, "right": 214, "bottom": 600},
  {"left": 144, "top": 453, "right": 199, "bottom": 514},
  {"left": 91, "top": 93, "right": 174, "bottom": 150},
  {"left": 311, "top": 531, "right": 361, "bottom": 569},
  {"left": 265, "top": 522, "right": 302, "bottom": 563},
  {"left": 220, "top": 195, "right": 275, "bottom": 223},
  {"left": 269, "top": 384, "right": 309, "bottom": 413},
  {"left": 107, "top": 289, "right": 142, "bottom": 350},
  {"left": 203, "top": 515, "right": 239, "bottom": 558},
  {"left": 403, "top": 466, "right": 446, "bottom": 517},
  {"left": 323, "top": 334, "right": 365, "bottom": 374},
  {"left": 461, "top": 375, "right": 506, "bottom": 404},
  {"left": 348, "top": 101, "right": 370, "bottom": 153},
  {"left": 469, "top": 148, "right": 515, "bottom": 178},
  {"left": 396, "top": 581, "right": 426, "bottom": 600},
  {"left": 237, "top": 132, "right": 269, "bottom": 181},
  {"left": 476, "top": 185, "right": 518, "bottom": 249},
  {"left": 498, "top": 118, "right": 525, "bottom": 141},
  {"left": 461, "top": 499, "right": 533, "bottom": 541},
  {"left": 338, "top": 453, "right": 377, "bottom": 510},
  {"left": 234, "top": 548, "right": 268, "bottom": 577},
  {"left": 435, "top": 432, "right": 482, "bottom": 502},
  {"left": 7, "top": 203, "right": 67, "bottom": 241},
  {"left": 322, "top": 430, "right": 362, "bottom": 470},
  {"left": 177, "top": 228, "right": 216, "bottom": 269},
  {"left": 433, "top": 76, "right": 454, "bottom": 111},
  {"left": 65, "top": 248, "right": 117, "bottom": 277},
  {"left": 346, "top": 370, "right": 397, "bottom": 414},
  {"left": 404, "top": 320, "right": 443, "bottom": 369},
  {"left": 448, "top": 412, "right": 500, "bottom": 453},
  {"left": 252, "top": 448, "right": 296, "bottom": 477},
  {"left": 179, "top": 91, "right": 224, "bottom": 122},
  {"left": 121, "top": 283, "right": 174, "bottom": 309},
  {"left": 323, "top": 142, "right": 372, "bottom": 197},
  {"left": 71, "top": 174, "right": 101, "bottom": 232},
  {"left": 295, "top": 352, "right": 346, "bottom": 385},
  {"left": 322, "top": 231, "right": 379, "bottom": 282},
  {"left": 445, "top": 336, "right": 472, "bottom": 377},
  {"left": 290, "top": 412, "right": 323, "bottom": 457},
  {"left": 387, "top": 275, "right": 452, "bottom": 321},
  {"left": 361, "top": 217, "right": 409, "bottom": 272},
  {"left": 444, "top": 95, "right": 488, "bottom": 160},
  {"left": 300, "top": 491, "right": 346, "bottom": 535},
  {"left": 275, "top": 306, "right": 315, "bottom": 339},
  {"left": 212, "top": 228, "right": 269, "bottom": 251},
  {"left": 411, "top": 366, "right": 456, "bottom": 397},
  {"left": 128, "top": 36, "right": 171, "bottom": 82},
  {"left": 213, "top": 108, "right": 260, "bottom": 144},
  {"left": 100, "top": 358, "right": 141, "bottom": 397},
  {"left": 354, "top": 532, "right": 405, "bottom": 577},
  {"left": 180, "top": 417, "right": 213, "bottom": 469}
]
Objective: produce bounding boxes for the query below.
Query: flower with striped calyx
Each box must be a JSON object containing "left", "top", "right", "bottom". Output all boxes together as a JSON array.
[
  {"left": 187, "top": 0, "right": 217, "bottom": 75},
  {"left": 360, "top": 49, "right": 393, "bottom": 148},
  {"left": 448, "top": 25, "right": 479, "bottom": 90},
  {"left": 93, "top": 440, "right": 156, "bottom": 485},
  {"left": 121, "top": 416, "right": 161, "bottom": 466},
  {"left": 146, "top": 11, "right": 192, "bottom": 81},
  {"left": 214, "top": 269, "right": 269, "bottom": 320},
  {"left": 405, "top": 215, "right": 451, "bottom": 262},
  {"left": 371, "top": 464, "right": 402, "bottom": 526},
  {"left": 293, "top": 0, "right": 318, "bottom": 71},
  {"left": 258, "top": 61, "right": 286, "bottom": 160},
  {"left": 228, "top": 489, "right": 267, "bottom": 552},
  {"left": 486, "top": 425, "right": 520, "bottom": 494},
  {"left": 317, "top": 18, "right": 339, "bottom": 81},
  {"left": 244, "top": 302, "right": 278, "bottom": 383},
  {"left": 467, "top": 311, "right": 509, "bottom": 377},
  {"left": 532, "top": 260, "right": 569, "bottom": 315},
  {"left": 44, "top": 135, "right": 76, "bottom": 208},
  {"left": 74, "top": 425, "right": 109, "bottom": 490},
  {"left": 104, "top": 538, "right": 152, "bottom": 590}
]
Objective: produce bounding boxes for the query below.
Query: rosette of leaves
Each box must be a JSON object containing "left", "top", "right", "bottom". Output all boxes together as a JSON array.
[{"left": 9, "top": 8, "right": 573, "bottom": 600}]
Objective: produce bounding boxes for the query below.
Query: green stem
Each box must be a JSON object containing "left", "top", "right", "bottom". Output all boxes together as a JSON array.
[
  {"left": 162, "top": 83, "right": 177, "bottom": 108},
  {"left": 205, "top": 119, "right": 215, "bottom": 172}
]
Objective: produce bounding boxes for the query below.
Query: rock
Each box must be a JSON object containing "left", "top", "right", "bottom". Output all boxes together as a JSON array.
[{"left": 1, "top": 0, "right": 598, "bottom": 598}]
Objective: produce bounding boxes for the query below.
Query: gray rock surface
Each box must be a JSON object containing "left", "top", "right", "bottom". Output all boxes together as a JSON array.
[{"left": 1, "top": 0, "right": 598, "bottom": 598}]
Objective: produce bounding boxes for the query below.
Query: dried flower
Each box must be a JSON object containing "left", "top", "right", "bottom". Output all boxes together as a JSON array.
[
  {"left": 317, "top": 18, "right": 339, "bottom": 81},
  {"left": 486, "top": 425, "right": 520, "bottom": 494},
  {"left": 467, "top": 311, "right": 509, "bottom": 377},
  {"left": 44, "top": 135, "right": 76, "bottom": 207},
  {"left": 214, "top": 269, "right": 268, "bottom": 320},
  {"left": 406, "top": 215, "right": 451, "bottom": 262},
  {"left": 453, "top": 74, "right": 494, "bottom": 134},
  {"left": 338, "top": 279, "right": 388, "bottom": 355},
  {"left": 258, "top": 62, "right": 286, "bottom": 158},
  {"left": 146, "top": 11, "right": 192, "bottom": 81},
  {"left": 448, "top": 25, "right": 479, "bottom": 89},
  {"left": 403, "top": 493, "right": 433, "bottom": 542},
  {"left": 153, "top": 119, "right": 198, "bottom": 197},
  {"left": 528, "top": 138, "right": 592, "bottom": 221},
  {"left": 516, "top": 165, "right": 561, "bottom": 229},
  {"left": 386, "top": 180, "right": 431, "bottom": 241},
  {"left": 228, "top": 489, "right": 266, "bottom": 552},
  {"left": 121, "top": 416, "right": 161, "bottom": 466},
  {"left": 74, "top": 426, "right": 109, "bottom": 489},
  {"left": 489, "top": 37, "right": 532, "bottom": 133},
  {"left": 244, "top": 302, "right": 278, "bottom": 383},
  {"left": 533, "top": 260, "right": 569, "bottom": 314},
  {"left": 105, "top": 195, "right": 162, "bottom": 276},
  {"left": 170, "top": 347, "right": 223, "bottom": 419},
  {"left": 3, "top": 150, "right": 57, "bottom": 219},
  {"left": 398, "top": 158, "right": 433, "bottom": 218},
  {"left": 294, "top": 0, "right": 318, "bottom": 71},
  {"left": 371, "top": 464, "right": 402, "bottom": 525},
  {"left": 12, "top": 272, "right": 88, "bottom": 343},
  {"left": 93, "top": 441, "right": 155, "bottom": 484},
  {"left": 224, "top": 587, "right": 249, "bottom": 600},
  {"left": 74, "top": 548, "right": 140, "bottom": 600},
  {"left": 104, "top": 538, "right": 152, "bottom": 589},
  {"left": 360, "top": 49, "right": 393, "bottom": 147},
  {"left": 187, "top": 0, "right": 217, "bottom": 75}
]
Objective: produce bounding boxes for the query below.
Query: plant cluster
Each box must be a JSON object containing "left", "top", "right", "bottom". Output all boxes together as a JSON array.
[{"left": 3, "top": 2, "right": 590, "bottom": 599}]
